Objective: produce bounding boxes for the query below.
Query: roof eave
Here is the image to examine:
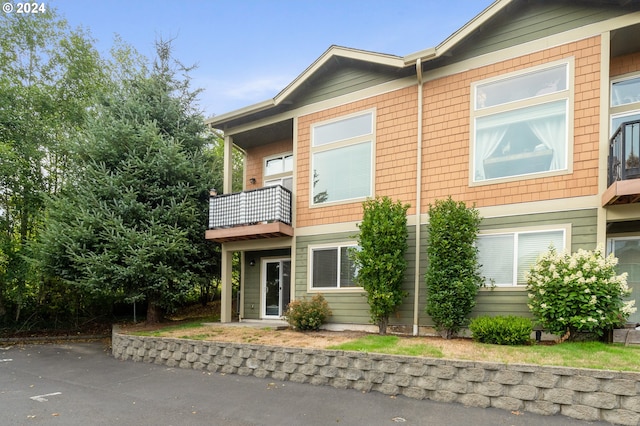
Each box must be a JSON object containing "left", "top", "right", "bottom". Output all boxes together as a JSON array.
[{"left": 205, "top": 99, "right": 275, "bottom": 129}]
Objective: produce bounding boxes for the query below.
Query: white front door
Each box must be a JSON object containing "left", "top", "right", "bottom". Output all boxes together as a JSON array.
[{"left": 262, "top": 258, "right": 291, "bottom": 318}]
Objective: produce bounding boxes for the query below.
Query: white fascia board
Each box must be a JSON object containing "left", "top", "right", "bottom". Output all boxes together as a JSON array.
[{"left": 205, "top": 99, "right": 275, "bottom": 129}]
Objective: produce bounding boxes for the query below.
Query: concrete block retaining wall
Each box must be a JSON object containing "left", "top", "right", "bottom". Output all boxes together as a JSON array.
[{"left": 112, "top": 329, "right": 640, "bottom": 425}]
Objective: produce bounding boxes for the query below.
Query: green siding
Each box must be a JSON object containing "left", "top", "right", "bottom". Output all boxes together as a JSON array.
[
  {"left": 294, "top": 209, "right": 597, "bottom": 327},
  {"left": 289, "top": 60, "right": 413, "bottom": 108},
  {"left": 431, "top": 2, "right": 638, "bottom": 69},
  {"left": 296, "top": 228, "right": 420, "bottom": 327}
]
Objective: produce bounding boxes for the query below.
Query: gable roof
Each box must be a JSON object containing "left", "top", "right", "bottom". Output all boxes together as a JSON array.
[
  {"left": 207, "top": 0, "right": 509, "bottom": 130},
  {"left": 207, "top": 0, "right": 639, "bottom": 131}
]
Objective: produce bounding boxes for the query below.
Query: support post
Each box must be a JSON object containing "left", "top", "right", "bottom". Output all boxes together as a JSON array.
[
  {"left": 220, "top": 246, "right": 233, "bottom": 323},
  {"left": 223, "top": 135, "right": 233, "bottom": 194}
]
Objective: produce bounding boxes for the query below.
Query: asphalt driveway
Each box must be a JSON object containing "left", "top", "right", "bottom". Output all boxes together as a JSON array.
[{"left": 0, "top": 342, "right": 607, "bottom": 425}]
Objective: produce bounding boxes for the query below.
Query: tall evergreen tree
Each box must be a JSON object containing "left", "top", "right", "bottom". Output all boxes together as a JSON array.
[{"left": 40, "top": 40, "right": 219, "bottom": 323}]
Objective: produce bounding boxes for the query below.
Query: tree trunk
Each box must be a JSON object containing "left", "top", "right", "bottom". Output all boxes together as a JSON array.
[
  {"left": 146, "top": 300, "right": 164, "bottom": 324},
  {"left": 378, "top": 317, "right": 388, "bottom": 335},
  {"left": 440, "top": 328, "right": 454, "bottom": 339}
]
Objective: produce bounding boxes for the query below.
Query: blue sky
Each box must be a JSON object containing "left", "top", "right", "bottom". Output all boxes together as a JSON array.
[{"left": 50, "top": 0, "right": 493, "bottom": 118}]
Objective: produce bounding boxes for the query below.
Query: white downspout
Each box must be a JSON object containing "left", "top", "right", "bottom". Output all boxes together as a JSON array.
[{"left": 413, "top": 58, "right": 424, "bottom": 336}]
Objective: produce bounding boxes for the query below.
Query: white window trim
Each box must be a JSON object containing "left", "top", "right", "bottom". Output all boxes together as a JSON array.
[
  {"left": 469, "top": 58, "right": 574, "bottom": 186},
  {"left": 307, "top": 242, "right": 364, "bottom": 293},
  {"left": 264, "top": 152, "right": 293, "bottom": 179},
  {"left": 610, "top": 110, "right": 640, "bottom": 137},
  {"left": 610, "top": 72, "right": 640, "bottom": 136},
  {"left": 611, "top": 71, "right": 640, "bottom": 109},
  {"left": 309, "top": 109, "right": 375, "bottom": 208},
  {"left": 478, "top": 224, "right": 571, "bottom": 290}
]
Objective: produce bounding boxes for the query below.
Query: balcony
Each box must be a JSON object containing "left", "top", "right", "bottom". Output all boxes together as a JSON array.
[
  {"left": 603, "top": 120, "right": 640, "bottom": 206},
  {"left": 205, "top": 185, "right": 293, "bottom": 243}
]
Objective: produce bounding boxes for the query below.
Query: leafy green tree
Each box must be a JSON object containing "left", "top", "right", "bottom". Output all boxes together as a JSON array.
[
  {"left": 39, "top": 40, "right": 219, "bottom": 323},
  {"left": 352, "top": 196, "right": 409, "bottom": 334},
  {"left": 0, "top": 11, "right": 105, "bottom": 323},
  {"left": 425, "top": 197, "right": 482, "bottom": 339}
]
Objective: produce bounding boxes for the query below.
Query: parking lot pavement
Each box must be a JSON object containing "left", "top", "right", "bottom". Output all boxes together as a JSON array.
[{"left": 0, "top": 342, "right": 607, "bottom": 426}]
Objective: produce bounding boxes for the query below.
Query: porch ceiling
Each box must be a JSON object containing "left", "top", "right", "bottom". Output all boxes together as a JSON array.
[{"left": 229, "top": 119, "right": 293, "bottom": 150}]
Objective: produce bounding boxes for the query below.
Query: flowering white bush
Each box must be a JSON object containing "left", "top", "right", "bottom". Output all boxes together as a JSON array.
[{"left": 526, "top": 246, "right": 635, "bottom": 337}]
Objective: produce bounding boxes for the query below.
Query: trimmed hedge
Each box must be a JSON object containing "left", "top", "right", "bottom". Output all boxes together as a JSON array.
[{"left": 469, "top": 315, "right": 533, "bottom": 345}]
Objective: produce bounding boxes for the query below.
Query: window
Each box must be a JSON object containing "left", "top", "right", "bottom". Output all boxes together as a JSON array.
[
  {"left": 265, "top": 176, "right": 293, "bottom": 191},
  {"left": 311, "top": 111, "right": 373, "bottom": 205},
  {"left": 265, "top": 154, "right": 293, "bottom": 177},
  {"left": 477, "top": 229, "right": 565, "bottom": 287},
  {"left": 607, "top": 237, "right": 640, "bottom": 324},
  {"left": 472, "top": 62, "right": 570, "bottom": 183},
  {"left": 612, "top": 75, "right": 640, "bottom": 107},
  {"left": 610, "top": 74, "right": 640, "bottom": 135},
  {"left": 264, "top": 153, "right": 293, "bottom": 191},
  {"left": 310, "top": 244, "right": 359, "bottom": 289}
]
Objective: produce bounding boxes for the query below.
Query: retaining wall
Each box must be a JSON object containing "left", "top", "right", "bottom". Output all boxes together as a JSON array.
[{"left": 112, "top": 328, "right": 640, "bottom": 425}]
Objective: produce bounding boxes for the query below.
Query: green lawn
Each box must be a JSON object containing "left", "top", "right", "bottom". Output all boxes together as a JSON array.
[{"left": 329, "top": 335, "right": 640, "bottom": 372}]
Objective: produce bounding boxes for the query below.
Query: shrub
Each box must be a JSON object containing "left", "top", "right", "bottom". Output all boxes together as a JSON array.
[
  {"left": 469, "top": 315, "right": 533, "bottom": 345},
  {"left": 284, "top": 294, "right": 332, "bottom": 331},
  {"left": 425, "top": 197, "right": 483, "bottom": 339},
  {"left": 352, "top": 196, "right": 409, "bottom": 335},
  {"left": 526, "top": 246, "right": 636, "bottom": 339}
]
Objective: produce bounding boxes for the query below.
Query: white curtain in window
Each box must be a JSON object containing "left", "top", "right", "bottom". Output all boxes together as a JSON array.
[
  {"left": 474, "top": 124, "right": 508, "bottom": 181},
  {"left": 527, "top": 104, "right": 566, "bottom": 171}
]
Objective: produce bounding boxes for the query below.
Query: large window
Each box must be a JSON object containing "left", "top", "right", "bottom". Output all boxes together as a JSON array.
[
  {"left": 311, "top": 111, "right": 373, "bottom": 205},
  {"left": 472, "top": 62, "right": 571, "bottom": 183},
  {"left": 477, "top": 228, "right": 565, "bottom": 287},
  {"left": 310, "top": 244, "right": 359, "bottom": 289}
]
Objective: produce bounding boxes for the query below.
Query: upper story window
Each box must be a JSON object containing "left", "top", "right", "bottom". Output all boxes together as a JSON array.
[
  {"left": 311, "top": 111, "right": 374, "bottom": 205},
  {"left": 265, "top": 154, "right": 293, "bottom": 177},
  {"left": 477, "top": 227, "right": 566, "bottom": 287},
  {"left": 264, "top": 153, "right": 293, "bottom": 191},
  {"left": 612, "top": 75, "right": 640, "bottom": 107},
  {"left": 610, "top": 74, "right": 640, "bottom": 136},
  {"left": 471, "top": 61, "right": 571, "bottom": 184}
]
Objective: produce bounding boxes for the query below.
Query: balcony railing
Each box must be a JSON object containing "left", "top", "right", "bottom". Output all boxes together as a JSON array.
[
  {"left": 608, "top": 119, "right": 640, "bottom": 186},
  {"left": 603, "top": 119, "right": 640, "bottom": 206},
  {"left": 208, "top": 185, "right": 292, "bottom": 230}
]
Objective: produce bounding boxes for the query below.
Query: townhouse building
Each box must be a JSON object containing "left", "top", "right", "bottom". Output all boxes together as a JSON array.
[{"left": 206, "top": 0, "right": 640, "bottom": 335}]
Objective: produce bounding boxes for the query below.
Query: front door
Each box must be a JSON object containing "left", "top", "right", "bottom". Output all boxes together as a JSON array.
[
  {"left": 262, "top": 258, "right": 291, "bottom": 318},
  {"left": 608, "top": 237, "right": 640, "bottom": 324}
]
